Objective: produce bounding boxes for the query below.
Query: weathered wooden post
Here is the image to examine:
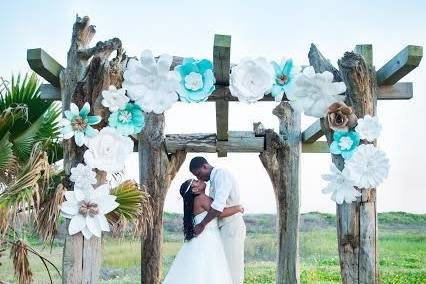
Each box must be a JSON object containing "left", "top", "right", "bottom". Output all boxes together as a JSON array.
[
  {"left": 139, "top": 113, "right": 186, "bottom": 283},
  {"left": 309, "top": 45, "right": 378, "bottom": 283},
  {"left": 59, "top": 16, "right": 122, "bottom": 283},
  {"left": 260, "top": 101, "right": 301, "bottom": 284}
]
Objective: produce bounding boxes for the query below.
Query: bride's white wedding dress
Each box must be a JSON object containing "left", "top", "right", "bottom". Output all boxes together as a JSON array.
[{"left": 163, "top": 211, "right": 233, "bottom": 284}]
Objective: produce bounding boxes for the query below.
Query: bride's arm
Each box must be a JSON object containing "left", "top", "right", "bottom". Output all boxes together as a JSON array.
[
  {"left": 198, "top": 196, "right": 243, "bottom": 218},
  {"left": 219, "top": 205, "right": 244, "bottom": 218}
]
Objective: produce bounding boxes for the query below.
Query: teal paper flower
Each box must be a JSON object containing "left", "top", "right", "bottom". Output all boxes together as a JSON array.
[
  {"left": 61, "top": 102, "right": 101, "bottom": 147},
  {"left": 108, "top": 103, "right": 145, "bottom": 135},
  {"left": 270, "top": 58, "right": 300, "bottom": 102},
  {"left": 175, "top": 58, "right": 216, "bottom": 102},
  {"left": 330, "top": 130, "right": 360, "bottom": 160}
]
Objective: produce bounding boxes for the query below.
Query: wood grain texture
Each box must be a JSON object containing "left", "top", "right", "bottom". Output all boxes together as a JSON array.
[
  {"left": 27, "top": 48, "right": 64, "bottom": 87},
  {"left": 61, "top": 15, "right": 123, "bottom": 284},
  {"left": 139, "top": 112, "right": 187, "bottom": 284},
  {"left": 309, "top": 44, "right": 379, "bottom": 283},
  {"left": 213, "top": 34, "right": 231, "bottom": 157},
  {"left": 259, "top": 101, "right": 301, "bottom": 284},
  {"left": 376, "top": 45, "right": 423, "bottom": 85}
]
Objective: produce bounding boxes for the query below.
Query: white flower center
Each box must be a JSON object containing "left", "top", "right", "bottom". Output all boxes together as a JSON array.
[
  {"left": 71, "top": 116, "right": 87, "bottom": 131},
  {"left": 118, "top": 111, "right": 132, "bottom": 123},
  {"left": 184, "top": 72, "right": 203, "bottom": 91},
  {"left": 338, "top": 136, "right": 353, "bottom": 150},
  {"left": 78, "top": 201, "right": 99, "bottom": 217}
]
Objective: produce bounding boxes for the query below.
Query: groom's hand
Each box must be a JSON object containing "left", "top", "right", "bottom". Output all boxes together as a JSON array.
[{"left": 194, "top": 223, "right": 206, "bottom": 236}]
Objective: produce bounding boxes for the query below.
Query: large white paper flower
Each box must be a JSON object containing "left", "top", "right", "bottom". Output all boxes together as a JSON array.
[
  {"left": 321, "top": 164, "right": 361, "bottom": 204},
  {"left": 229, "top": 57, "right": 275, "bottom": 103},
  {"left": 344, "top": 144, "right": 390, "bottom": 188},
  {"left": 70, "top": 163, "right": 97, "bottom": 189},
  {"left": 286, "top": 66, "right": 347, "bottom": 118},
  {"left": 60, "top": 184, "right": 118, "bottom": 239},
  {"left": 101, "top": 85, "right": 129, "bottom": 112},
  {"left": 355, "top": 115, "right": 382, "bottom": 142},
  {"left": 122, "top": 50, "right": 180, "bottom": 114},
  {"left": 83, "top": 127, "right": 133, "bottom": 173}
]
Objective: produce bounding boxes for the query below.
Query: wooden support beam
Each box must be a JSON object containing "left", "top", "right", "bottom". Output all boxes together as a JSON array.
[
  {"left": 163, "top": 131, "right": 327, "bottom": 153},
  {"left": 355, "top": 44, "right": 373, "bottom": 67},
  {"left": 301, "top": 141, "right": 329, "bottom": 153},
  {"left": 260, "top": 102, "right": 301, "bottom": 283},
  {"left": 165, "top": 131, "right": 264, "bottom": 153},
  {"left": 39, "top": 81, "right": 414, "bottom": 103},
  {"left": 27, "top": 48, "right": 64, "bottom": 87},
  {"left": 302, "top": 120, "right": 323, "bottom": 143},
  {"left": 213, "top": 34, "right": 231, "bottom": 157},
  {"left": 377, "top": 82, "right": 413, "bottom": 100},
  {"left": 376, "top": 45, "right": 423, "bottom": 86}
]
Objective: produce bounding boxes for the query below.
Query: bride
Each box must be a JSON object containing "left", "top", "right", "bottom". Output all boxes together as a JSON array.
[{"left": 163, "top": 179, "right": 244, "bottom": 284}]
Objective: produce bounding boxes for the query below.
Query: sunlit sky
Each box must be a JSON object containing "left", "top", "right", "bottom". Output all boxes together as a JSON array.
[{"left": 1, "top": 0, "right": 425, "bottom": 213}]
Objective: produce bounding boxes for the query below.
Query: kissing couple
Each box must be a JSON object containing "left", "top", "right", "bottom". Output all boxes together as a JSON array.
[{"left": 164, "top": 156, "right": 247, "bottom": 284}]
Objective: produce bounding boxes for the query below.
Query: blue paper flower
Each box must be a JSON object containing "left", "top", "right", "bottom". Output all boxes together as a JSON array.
[
  {"left": 330, "top": 130, "right": 360, "bottom": 160},
  {"left": 175, "top": 58, "right": 216, "bottom": 102},
  {"left": 61, "top": 102, "right": 101, "bottom": 147},
  {"left": 270, "top": 58, "right": 300, "bottom": 102},
  {"left": 108, "top": 103, "right": 145, "bottom": 135}
]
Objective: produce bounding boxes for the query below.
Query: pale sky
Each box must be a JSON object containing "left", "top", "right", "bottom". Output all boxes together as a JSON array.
[{"left": 1, "top": 0, "right": 425, "bottom": 213}]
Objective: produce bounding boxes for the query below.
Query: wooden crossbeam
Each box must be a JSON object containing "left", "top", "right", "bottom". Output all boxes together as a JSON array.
[
  {"left": 28, "top": 46, "right": 421, "bottom": 154},
  {"left": 213, "top": 34, "right": 231, "bottom": 157},
  {"left": 301, "top": 141, "right": 329, "bottom": 153},
  {"left": 160, "top": 131, "right": 329, "bottom": 154},
  {"left": 302, "top": 120, "right": 323, "bottom": 143},
  {"left": 37, "top": 81, "right": 414, "bottom": 102},
  {"left": 355, "top": 44, "right": 373, "bottom": 66},
  {"left": 27, "top": 48, "right": 64, "bottom": 87},
  {"left": 376, "top": 45, "right": 423, "bottom": 85}
]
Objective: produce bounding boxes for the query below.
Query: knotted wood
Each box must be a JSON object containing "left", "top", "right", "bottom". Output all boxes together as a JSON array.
[
  {"left": 259, "top": 101, "right": 301, "bottom": 284},
  {"left": 139, "top": 112, "right": 186, "bottom": 284}
]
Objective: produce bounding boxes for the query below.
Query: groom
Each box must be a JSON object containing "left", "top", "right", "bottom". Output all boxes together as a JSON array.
[{"left": 190, "top": 156, "right": 246, "bottom": 284}]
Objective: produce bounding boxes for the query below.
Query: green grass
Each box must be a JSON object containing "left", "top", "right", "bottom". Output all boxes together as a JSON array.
[{"left": 1, "top": 212, "right": 425, "bottom": 283}]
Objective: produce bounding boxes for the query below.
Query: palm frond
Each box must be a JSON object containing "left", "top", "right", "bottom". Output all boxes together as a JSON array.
[
  {"left": 0, "top": 144, "right": 50, "bottom": 226},
  {"left": 10, "top": 240, "right": 33, "bottom": 284},
  {"left": 0, "top": 73, "right": 61, "bottom": 162},
  {"left": 108, "top": 180, "right": 153, "bottom": 237},
  {"left": 36, "top": 182, "right": 65, "bottom": 244},
  {"left": 0, "top": 133, "right": 15, "bottom": 182}
]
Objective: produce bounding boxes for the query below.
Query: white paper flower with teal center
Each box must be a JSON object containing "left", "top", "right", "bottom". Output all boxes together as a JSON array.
[
  {"left": 122, "top": 50, "right": 180, "bottom": 114},
  {"left": 344, "top": 144, "right": 390, "bottom": 188},
  {"left": 175, "top": 58, "right": 215, "bottom": 102},
  {"left": 330, "top": 130, "right": 360, "bottom": 160},
  {"left": 322, "top": 164, "right": 361, "bottom": 204},
  {"left": 287, "top": 66, "right": 346, "bottom": 118},
  {"left": 101, "top": 85, "right": 129, "bottom": 112},
  {"left": 70, "top": 163, "right": 97, "bottom": 189},
  {"left": 270, "top": 58, "right": 300, "bottom": 102},
  {"left": 60, "top": 184, "right": 119, "bottom": 239},
  {"left": 355, "top": 115, "right": 382, "bottom": 142},
  {"left": 84, "top": 127, "right": 134, "bottom": 173},
  {"left": 229, "top": 57, "right": 275, "bottom": 103},
  {"left": 60, "top": 102, "right": 101, "bottom": 147},
  {"left": 108, "top": 102, "right": 145, "bottom": 136}
]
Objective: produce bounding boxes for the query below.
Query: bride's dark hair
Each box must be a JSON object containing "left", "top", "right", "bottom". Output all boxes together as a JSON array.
[{"left": 180, "top": 179, "right": 195, "bottom": 241}]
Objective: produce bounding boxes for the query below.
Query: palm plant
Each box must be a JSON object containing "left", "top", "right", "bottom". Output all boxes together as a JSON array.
[{"left": 0, "top": 73, "right": 62, "bottom": 283}]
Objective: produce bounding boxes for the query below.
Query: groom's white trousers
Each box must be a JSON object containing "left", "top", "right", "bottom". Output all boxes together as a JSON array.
[{"left": 218, "top": 213, "right": 246, "bottom": 284}]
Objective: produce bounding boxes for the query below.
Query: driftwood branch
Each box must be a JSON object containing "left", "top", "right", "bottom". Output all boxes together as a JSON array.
[
  {"left": 61, "top": 15, "right": 125, "bottom": 283},
  {"left": 259, "top": 101, "right": 301, "bottom": 284}
]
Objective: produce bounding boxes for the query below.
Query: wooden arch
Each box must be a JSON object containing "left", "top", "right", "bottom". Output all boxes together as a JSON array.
[{"left": 27, "top": 16, "right": 422, "bottom": 284}]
